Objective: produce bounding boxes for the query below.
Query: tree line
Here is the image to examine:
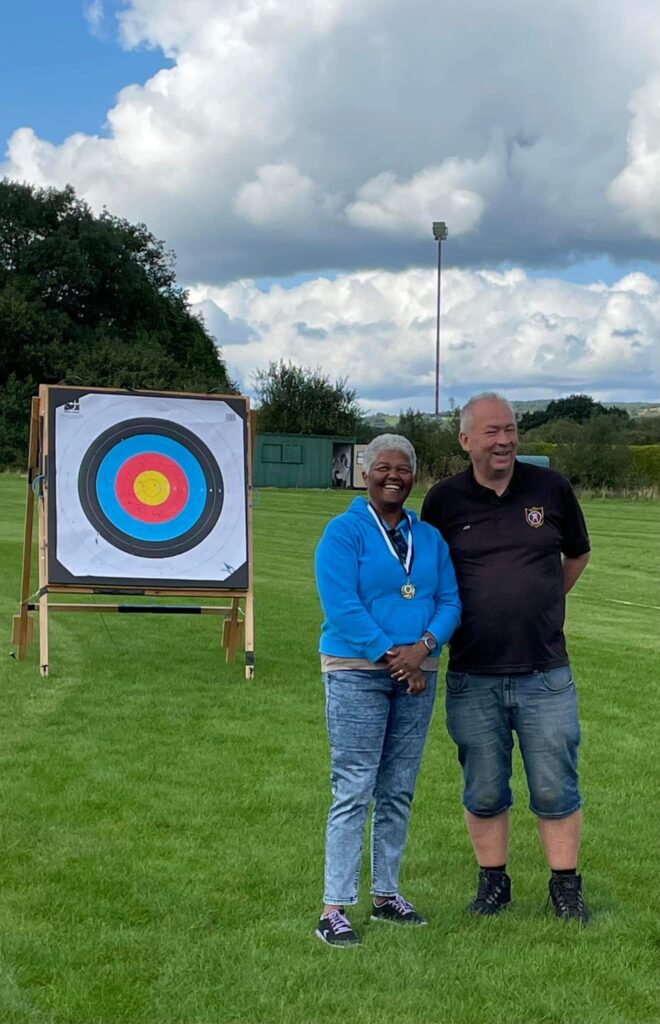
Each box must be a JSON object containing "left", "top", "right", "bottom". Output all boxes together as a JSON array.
[
  {"left": 255, "top": 365, "right": 660, "bottom": 491},
  {"left": 512, "top": 396, "right": 660, "bottom": 491}
]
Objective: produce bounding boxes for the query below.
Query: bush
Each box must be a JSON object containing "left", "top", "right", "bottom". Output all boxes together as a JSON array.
[
  {"left": 520, "top": 415, "right": 656, "bottom": 492},
  {"left": 518, "top": 440, "right": 558, "bottom": 460},
  {"left": 630, "top": 445, "right": 660, "bottom": 486},
  {"left": 553, "top": 443, "right": 638, "bottom": 489}
]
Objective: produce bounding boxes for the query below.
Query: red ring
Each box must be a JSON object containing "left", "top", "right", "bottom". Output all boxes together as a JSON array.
[{"left": 115, "top": 453, "right": 189, "bottom": 522}]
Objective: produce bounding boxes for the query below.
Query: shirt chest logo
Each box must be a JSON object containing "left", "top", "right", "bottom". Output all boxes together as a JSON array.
[{"left": 525, "top": 506, "right": 544, "bottom": 528}]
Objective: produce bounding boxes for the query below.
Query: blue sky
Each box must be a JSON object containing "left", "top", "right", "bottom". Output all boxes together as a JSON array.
[
  {"left": 0, "top": 1, "right": 169, "bottom": 146},
  {"left": 1, "top": 1, "right": 658, "bottom": 409}
]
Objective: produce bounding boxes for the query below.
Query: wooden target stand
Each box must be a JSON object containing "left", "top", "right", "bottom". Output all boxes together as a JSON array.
[{"left": 12, "top": 389, "right": 256, "bottom": 679}]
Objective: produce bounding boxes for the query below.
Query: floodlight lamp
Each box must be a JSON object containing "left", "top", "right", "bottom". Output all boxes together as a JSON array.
[{"left": 432, "top": 221, "right": 448, "bottom": 241}]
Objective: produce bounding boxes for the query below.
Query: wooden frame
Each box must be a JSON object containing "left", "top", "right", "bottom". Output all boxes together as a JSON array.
[
  {"left": 12, "top": 396, "right": 40, "bottom": 663},
  {"left": 13, "top": 386, "right": 256, "bottom": 679}
]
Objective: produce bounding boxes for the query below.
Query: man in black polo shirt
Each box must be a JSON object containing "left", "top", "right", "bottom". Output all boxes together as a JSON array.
[{"left": 422, "top": 393, "right": 591, "bottom": 923}]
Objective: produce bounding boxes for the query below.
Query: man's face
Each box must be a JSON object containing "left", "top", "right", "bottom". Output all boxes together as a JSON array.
[{"left": 459, "top": 399, "right": 518, "bottom": 481}]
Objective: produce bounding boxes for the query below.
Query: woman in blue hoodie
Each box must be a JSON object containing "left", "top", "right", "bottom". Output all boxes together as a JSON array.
[{"left": 314, "top": 434, "right": 461, "bottom": 947}]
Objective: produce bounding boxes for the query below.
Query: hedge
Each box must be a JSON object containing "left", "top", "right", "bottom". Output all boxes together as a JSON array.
[{"left": 630, "top": 445, "right": 660, "bottom": 485}]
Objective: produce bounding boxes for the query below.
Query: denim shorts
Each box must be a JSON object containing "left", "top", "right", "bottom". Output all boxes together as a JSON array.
[{"left": 445, "top": 664, "right": 582, "bottom": 820}]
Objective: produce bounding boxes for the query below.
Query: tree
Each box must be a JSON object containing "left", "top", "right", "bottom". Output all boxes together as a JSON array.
[
  {"left": 253, "top": 361, "right": 363, "bottom": 436},
  {"left": 518, "top": 418, "right": 583, "bottom": 445},
  {"left": 621, "top": 415, "right": 660, "bottom": 445},
  {"left": 0, "top": 179, "right": 233, "bottom": 466},
  {"left": 518, "top": 394, "right": 628, "bottom": 433},
  {"left": 395, "top": 409, "right": 465, "bottom": 480}
]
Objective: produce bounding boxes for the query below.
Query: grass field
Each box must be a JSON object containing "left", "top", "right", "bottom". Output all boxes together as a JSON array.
[{"left": 1, "top": 475, "right": 658, "bottom": 1024}]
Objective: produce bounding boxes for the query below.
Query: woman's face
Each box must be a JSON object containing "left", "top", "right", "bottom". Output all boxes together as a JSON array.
[{"left": 364, "top": 448, "right": 414, "bottom": 512}]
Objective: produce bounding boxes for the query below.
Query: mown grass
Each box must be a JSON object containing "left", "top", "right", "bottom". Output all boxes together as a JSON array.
[{"left": 1, "top": 476, "right": 658, "bottom": 1024}]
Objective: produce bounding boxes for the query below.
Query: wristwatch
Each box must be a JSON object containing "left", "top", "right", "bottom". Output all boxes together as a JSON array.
[{"left": 420, "top": 633, "right": 437, "bottom": 653}]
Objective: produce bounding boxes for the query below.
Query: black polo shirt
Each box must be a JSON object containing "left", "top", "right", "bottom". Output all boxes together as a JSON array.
[{"left": 421, "top": 461, "right": 590, "bottom": 674}]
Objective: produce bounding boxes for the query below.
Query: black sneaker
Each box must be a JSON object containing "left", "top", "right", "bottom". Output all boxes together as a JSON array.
[
  {"left": 548, "top": 873, "right": 590, "bottom": 925},
  {"left": 315, "top": 909, "right": 362, "bottom": 947},
  {"left": 468, "top": 869, "right": 512, "bottom": 916},
  {"left": 371, "top": 894, "right": 428, "bottom": 925}
]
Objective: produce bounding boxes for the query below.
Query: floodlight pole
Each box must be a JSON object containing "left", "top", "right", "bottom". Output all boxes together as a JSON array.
[{"left": 432, "top": 221, "right": 448, "bottom": 416}]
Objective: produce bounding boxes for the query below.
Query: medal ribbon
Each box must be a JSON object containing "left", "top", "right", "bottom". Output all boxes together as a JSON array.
[{"left": 367, "top": 504, "right": 414, "bottom": 578}]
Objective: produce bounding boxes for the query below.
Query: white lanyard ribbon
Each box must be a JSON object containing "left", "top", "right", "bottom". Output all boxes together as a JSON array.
[{"left": 367, "top": 504, "right": 414, "bottom": 577}]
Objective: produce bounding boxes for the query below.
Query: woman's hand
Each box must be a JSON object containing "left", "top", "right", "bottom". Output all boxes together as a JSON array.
[
  {"left": 385, "top": 642, "right": 427, "bottom": 676},
  {"left": 384, "top": 646, "right": 428, "bottom": 695}
]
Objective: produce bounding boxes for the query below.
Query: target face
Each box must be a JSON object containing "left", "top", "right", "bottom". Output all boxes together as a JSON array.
[
  {"left": 48, "top": 389, "right": 249, "bottom": 589},
  {"left": 78, "top": 418, "right": 224, "bottom": 557}
]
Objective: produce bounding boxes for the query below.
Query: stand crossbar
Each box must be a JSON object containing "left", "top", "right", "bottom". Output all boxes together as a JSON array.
[{"left": 26, "top": 603, "right": 236, "bottom": 615}]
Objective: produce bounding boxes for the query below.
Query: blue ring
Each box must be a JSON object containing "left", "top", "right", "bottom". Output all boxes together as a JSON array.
[{"left": 95, "top": 434, "right": 207, "bottom": 541}]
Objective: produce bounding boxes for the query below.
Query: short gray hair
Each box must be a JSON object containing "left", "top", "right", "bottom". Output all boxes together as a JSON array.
[
  {"left": 460, "top": 392, "right": 516, "bottom": 434},
  {"left": 363, "top": 433, "right": 417, "bottom": 475}
]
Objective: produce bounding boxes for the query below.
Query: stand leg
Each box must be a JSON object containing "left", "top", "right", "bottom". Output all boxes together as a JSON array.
[
  {"left": 38, "top": 493, "right": 49, "bottom": 677},
  {"left": 39, "top": 592, "right": 49, "bottom": 678},
  {"left": 223, "top": 598, "right": 243, "bottom": 664},
  {"left": 15, "top": 397, "right": 40, "bottom": 661},
  {"left": 37, "top": 392, "right": 49, "bottom": 677},
  {"left": 244, "top": 589, "right": 255, "bottom": 680},
  {"left": 245, "top": 406, "right": 255, "bottom": 680}
]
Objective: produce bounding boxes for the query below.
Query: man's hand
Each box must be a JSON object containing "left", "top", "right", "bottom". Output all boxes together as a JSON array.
[
  {"left": 385, "top": 643, "right": 429, "bottom": 694},
  {"left": 404, "top": 667, "right": 427, "bottom": 695}
]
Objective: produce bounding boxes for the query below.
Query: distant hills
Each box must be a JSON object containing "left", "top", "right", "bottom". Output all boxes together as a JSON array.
[
  {"left": 364, "top": 401, "right": 659, "bottom": 428},
  {"left": 509, "top": 400, "right": 660, "bottom": 418}
]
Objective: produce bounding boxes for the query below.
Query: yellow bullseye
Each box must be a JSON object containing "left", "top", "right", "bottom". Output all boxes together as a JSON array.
[{"left": 133, "top": 470, "right": 171, "bottom": 506}]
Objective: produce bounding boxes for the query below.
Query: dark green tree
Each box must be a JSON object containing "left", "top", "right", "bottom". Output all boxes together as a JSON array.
[
  {"left": 395, "top": 408, "right": 465, "bottom": 480},
  {"left": 253, "top": 361, "right": 363, "bottom": 436},
  {"left": 518, "top": 394, "right": 628, "bottom": 433},
  {"left": 0, "top": 179, "right": 233, "bottom": 466}
]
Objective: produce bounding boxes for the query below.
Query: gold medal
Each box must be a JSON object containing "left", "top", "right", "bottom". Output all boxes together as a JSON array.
[{"left": 401, "top": 582, "right": 416, "bottom": 599}]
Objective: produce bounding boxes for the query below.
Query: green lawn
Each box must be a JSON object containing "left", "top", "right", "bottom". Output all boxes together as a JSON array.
[{"left": 1, "top": 476, "right": 658, "bottom": 1024}]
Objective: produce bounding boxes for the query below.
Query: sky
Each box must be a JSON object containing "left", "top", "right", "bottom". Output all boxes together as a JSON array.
[{"left": 2, "top": 0, "right": 659, "bottom": 412}]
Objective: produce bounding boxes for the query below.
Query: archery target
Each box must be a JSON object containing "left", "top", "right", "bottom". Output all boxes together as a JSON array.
[
  {"left": 78, "top": 419, "right": 224, "bottom": 557},
  {"left": 50, "top": 390, "right": 248, "bottom": 588}
]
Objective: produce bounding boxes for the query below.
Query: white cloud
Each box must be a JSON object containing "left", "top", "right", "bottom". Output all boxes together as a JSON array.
[
  {"left": 346, "top": 152, "right": 497, "bottom": 237},
  {"left": 192, "top": 269, "right": 660, "bottom": 410},
  {"left": 3, "top": 0, "right": 660, "bottom": 281},
  {"left": 84, "top": 0, "right": 105, "bottom": 37},
  {"left": 609, "top": 75, "right": 660, "bottom": 240},
  {"left": 234, "top": 163, "right": 338, "bottom": 228}
]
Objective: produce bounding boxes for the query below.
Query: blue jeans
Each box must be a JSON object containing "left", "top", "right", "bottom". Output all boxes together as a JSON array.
[
  {"left": 445, "top": 665, "right": 582, "bottom": 820},
  {"left": 323, "top": 669, "right": 437, "bottom": 905}
]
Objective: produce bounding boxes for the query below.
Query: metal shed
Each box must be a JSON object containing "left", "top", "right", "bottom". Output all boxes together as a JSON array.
[{"left": 253, "top": 433, "right": 357, "bottom": 488}]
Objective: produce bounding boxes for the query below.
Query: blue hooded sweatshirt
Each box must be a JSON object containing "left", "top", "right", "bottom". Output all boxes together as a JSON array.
[{"left": 315, "top": 497, "right": 461, "bottom": 662}]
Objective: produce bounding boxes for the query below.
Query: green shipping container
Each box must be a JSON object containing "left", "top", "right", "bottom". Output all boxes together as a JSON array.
[{"left": 253, "top": 433, "right": 356, "bottom": 488}]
